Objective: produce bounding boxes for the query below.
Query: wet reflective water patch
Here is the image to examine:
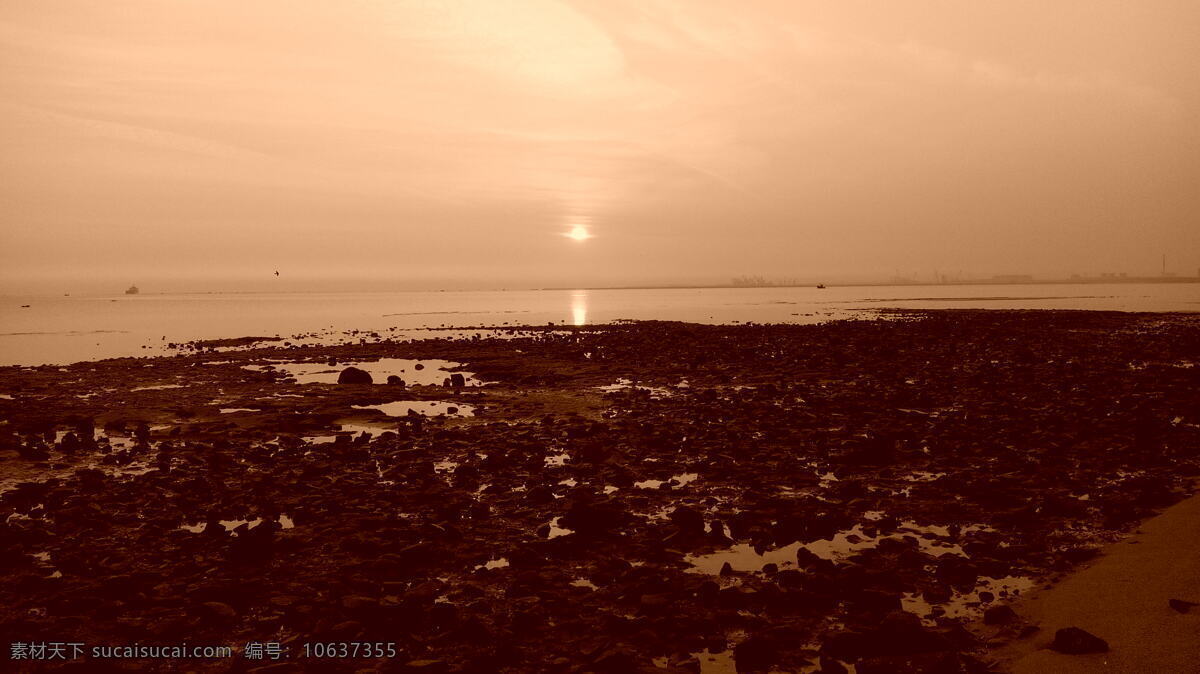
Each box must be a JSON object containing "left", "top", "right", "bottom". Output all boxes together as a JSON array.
[
  {"left": 179, "top": 514, "right": 296, "bottom": 533},
  {"left": 247, "top": 358, "right": 480, "bottom": 387},
  {"left": 596, "top": 378, "right": 675, "bottom": 398},
  {"left": 902, "top": 575, "right": 1035, "bottom": 624},
  {"left": 352, "top": 400, "right": 474, "bottom": 417},
  {"left": 685, "top": 519, "right": 988, "bottom": 574},
  {"left": 635, "top": 473, "right": 699, "bottom": 489},
  {"left": 131, "top": 384, "right": 184, "bottom": 391},
  {"left": 544, "top": 453, "right": 570, "bottom": 467},
  {"left": 474, "top": 558, "right": 510, "bottom": 571}
]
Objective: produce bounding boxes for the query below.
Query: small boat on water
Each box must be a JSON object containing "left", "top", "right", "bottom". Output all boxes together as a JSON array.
[
  {"left": 125, "top": 285, "right": 140, "bottom": 295},
  {"left": 816, "top": 284, "right": 826, "bottom": 289}
]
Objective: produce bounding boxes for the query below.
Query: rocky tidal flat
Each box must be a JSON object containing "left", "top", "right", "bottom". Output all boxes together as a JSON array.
[{"left": 1, "top": 310, "right": 1198, "bottom": 673}]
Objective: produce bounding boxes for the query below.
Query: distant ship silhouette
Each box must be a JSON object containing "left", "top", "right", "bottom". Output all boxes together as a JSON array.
[{"left": 125, "top": 285, "right": 140, "bottom": 295}]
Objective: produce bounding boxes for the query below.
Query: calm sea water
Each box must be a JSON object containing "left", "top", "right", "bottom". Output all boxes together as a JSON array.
[{"left": 1, "top": 283, "right": 1196, "bottom": 366}]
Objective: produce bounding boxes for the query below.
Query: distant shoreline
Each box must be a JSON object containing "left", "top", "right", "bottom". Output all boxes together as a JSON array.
[{"left": 539, "top": 277, "right": 1200, "bottom": 292}]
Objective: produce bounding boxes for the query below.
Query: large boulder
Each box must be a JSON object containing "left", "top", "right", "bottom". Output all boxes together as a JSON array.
[
  {"left": 1050, "top": 627, "right": 1108, "bottom": 654},
  {"left": 337, "top": 367, "right": 373, "bottom": 385},
  {"left": 669, "top": 506, "right": 706, "bottom": 535}
]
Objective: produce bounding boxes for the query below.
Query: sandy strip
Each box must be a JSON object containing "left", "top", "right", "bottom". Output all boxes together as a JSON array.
[{"left": 987, "top": 492, "right": 1200, "bottom": 673}]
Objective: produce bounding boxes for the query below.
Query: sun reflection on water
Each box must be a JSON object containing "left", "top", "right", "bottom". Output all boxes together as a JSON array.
[{"left": 571, "top": 291, "right": 588, "bottom": 326}]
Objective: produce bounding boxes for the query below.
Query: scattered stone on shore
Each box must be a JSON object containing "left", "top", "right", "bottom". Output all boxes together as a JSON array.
[
  {"left": 1169, "top": 598, "right": 1199, "bottom": 613},
  {"left": 1050, "top": 627, "right": 1109, "bottom": 654}
]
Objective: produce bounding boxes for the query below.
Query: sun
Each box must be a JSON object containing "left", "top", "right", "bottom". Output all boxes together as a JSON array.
[{"left": 565, "top": 225, "right": 592, "bottom": 242}]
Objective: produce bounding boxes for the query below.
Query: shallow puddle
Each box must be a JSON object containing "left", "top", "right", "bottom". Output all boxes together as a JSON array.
[
  {"left": 179, "top": 514, "right": 295, "bottom": 533},
  {"left": 0, "top": 432, "right": 159, "bottom": 493},
  {"left": 352, "top": 400, "right": 475, "bottom": 417},
  {"left": 131, "top": 384, "right": 184, "bottom": 391},
  {"left": 546, "top": 517, "right": 574, "bottom": 538},
  {"left": 685, "top": 519, "right": 982, "bottom": 574},
  {"left": 302, "top": 422, "right": 397, "bottom": 444},
  {"left": 902, "top": 575, "right": 1035, "bottom": 624},
  {"left": 902, "top": 471, "right": 947, "bottom": 482},
  {"left": 302, "top": 435, "right": 338, "bottom": 445},
  {"left": 29, "top": 551, "right": 62, "bottom": 579},
  {"left": 596, "top": 378, "right": 674, "bottom": 398},
  {"left": 54, "top": 429, "right": 140, "bottom": 450},
  {"left": 635, "top": 472, "right": 699, "bottom": 489},
  {"left": 219, "top": 408, "right": 260, "bottom": 414},
  {"left": 249, "top": 358, "right": 480, "bottom": 387},
  {"left": 691, "top": 649, "right": 736, "bottom": 673}
]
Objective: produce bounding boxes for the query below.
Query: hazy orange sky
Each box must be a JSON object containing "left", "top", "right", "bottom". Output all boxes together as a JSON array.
[{"left": 2, "top": 1, "right": 1198, "bottom": 292}]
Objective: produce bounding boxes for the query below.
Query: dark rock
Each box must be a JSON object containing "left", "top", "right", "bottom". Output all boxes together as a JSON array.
[
  {"left": 668, "top": 506, "right": 705, "bottom": 535},
  {"left": 17, "top": 443, "right": 50, "bottom": 461},
  {"left": 734, "top": 634, "right": 780, "bottom": 672},
  {"left": 847, "top": 589, "right": 902, "bottom": 617},
  {"left": 337, "top": 367, "right": 373, "bottom": 385},
  {"left": 227, "top": 520, "right": 277, "bottom": 564},
  {"left": 402, "top": 660, "right": 447, "bottom": 673},
  {"left": 935, "top": 556, "right": 978, "bottom": 587},
  {"left": 200, "top": 601, "right": 238, "bottom": 621},
  {"left": 342, "top": 595, "right": 379, "bottom": 611},
  {"left": 449, "top": 373, "right": 466, "bottom": 388},
  {"left": 525, "top": 486, "right": 554, "bottom": 504},
  {"left": 639, "top": 593, "right": 672, "bottom": 612},
  {"left": 59, "top": 432, "right": 80, "bottom": 452},
  {"left": 819, "top": 657, "right": 849, "bottom": 674},
  {"left": 921, "top": 583, "right": 953, "bottom": 605},
  {"left": 591, "top": 646, "right": 639, "bottom": 673},
  {"left": 823, "top": 611, "right": 954, "bottom": 660},
  {"left": 1059, "top": 546, "right": 1099, "bottom": 565},
  {"left": 983, "top": 605, "right": 1019, "bottom": 625},
  {"left": 559, "top": 499, "right": 630, "bottom": 537},
  {"left": 386, "top": 375, "right": 406, "bottom": 386},
  {"left": 1050, "top": 627, "right": 1108, "bottom": 654},
  {"left": 1169, "top": 598, "right": 1199, "bottom": 613}
]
